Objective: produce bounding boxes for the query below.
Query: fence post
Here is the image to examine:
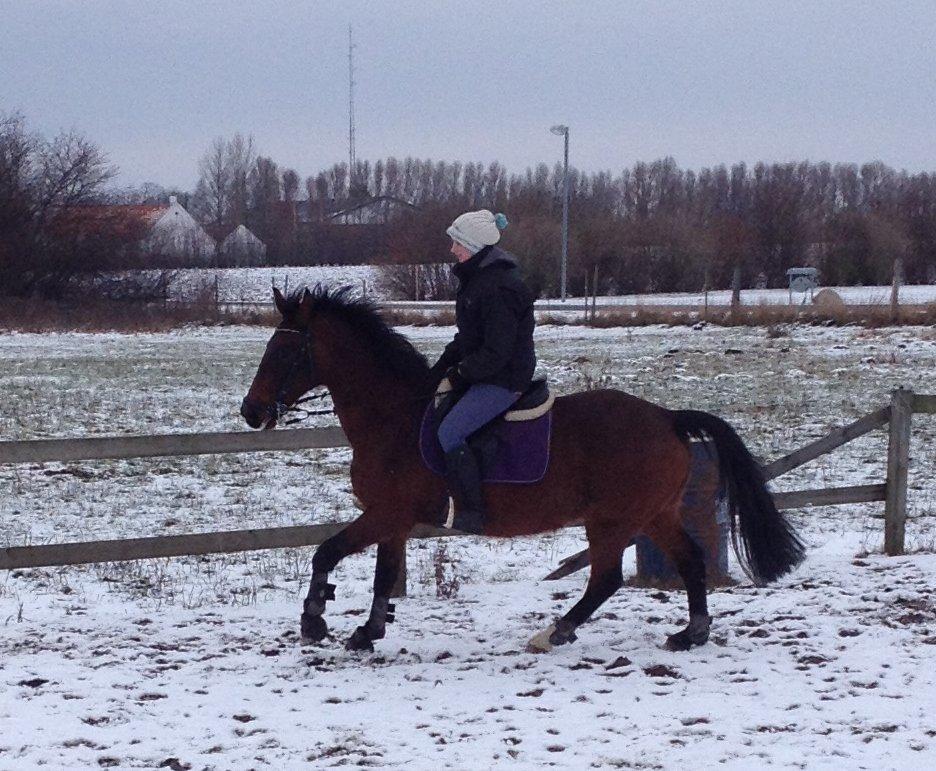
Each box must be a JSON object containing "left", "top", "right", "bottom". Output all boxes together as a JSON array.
[
  {"left": 890, "top": 257, "right": 902, "bottom": 323},
  {"left": 391, "top": 548, "right": 407, "bottom": 598},
  {"left": 884, "top": 388, "right": 912, "bottom": 555},
  {"left": 730, "top": 264, "right": 742, "bottom": 311}
]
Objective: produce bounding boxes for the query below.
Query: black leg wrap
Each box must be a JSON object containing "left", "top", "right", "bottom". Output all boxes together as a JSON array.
[
  {"left": 300, "top": 573, "right": 334, "bottom": 643},
  {"left": 303, "top": 574, "right": 336, "bottom": 615},
  {"left": 346, "top": 596, "right": 394, "bottom": 652},
  {"left": 549, "top": 618, "right": 578, "bottom": 647}
]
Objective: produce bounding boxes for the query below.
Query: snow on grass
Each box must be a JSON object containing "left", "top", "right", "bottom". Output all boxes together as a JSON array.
[
  {"left": 555, "top": 285, "right": 936, "bottom": 307},
  {"left": 149, "top": 265, "right": 381, "bottom": 303},
  {"left": 1, "top": 323, "right": 935, "bottom": 768},
  {"left": 128, "top": 265, "right": 936, "bottom": 307}
]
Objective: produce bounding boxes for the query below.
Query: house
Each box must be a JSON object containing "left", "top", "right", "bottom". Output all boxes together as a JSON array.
[
  {"left": 328, "top": 195, "right": 418, "bottom": 225},
  {"left": 143, "top": 196, "right": 216, "bottom": 264},
  {"left": 296, "top": 196, "right": 420, "bottom": 264},
  {"left": 220, "top": 224, "right": 267, "bottom": 266},
  {"left": 61, "top": 196, "right": 216, "bottom": 266}
]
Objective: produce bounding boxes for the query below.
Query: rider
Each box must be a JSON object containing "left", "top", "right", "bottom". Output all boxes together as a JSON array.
[{"left": 429, "top": 209, "right": 537, "bottom": 534}]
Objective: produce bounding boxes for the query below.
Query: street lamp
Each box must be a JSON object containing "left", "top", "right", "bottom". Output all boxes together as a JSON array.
[{"left": 549, "top": 124, "right": 570, "bottom": 301}]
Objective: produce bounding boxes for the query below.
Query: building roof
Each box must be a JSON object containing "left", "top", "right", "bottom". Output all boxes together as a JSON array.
[
  {"left": 222, "top": 224, "right": 265, "bottom": 248},
  {"left": 328, "top": 195, "right": 418, "bottom": 225},
  {"left": 53, "top": 203, "right": 169, "bottom": 238}
]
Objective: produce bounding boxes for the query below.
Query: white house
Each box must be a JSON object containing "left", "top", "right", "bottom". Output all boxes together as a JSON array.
[
  {"left": 220, "top": 224, "right": 267, "bottom": 267},
  {"left": 144, "top": 196, "right": 216, "bottom": 264}
]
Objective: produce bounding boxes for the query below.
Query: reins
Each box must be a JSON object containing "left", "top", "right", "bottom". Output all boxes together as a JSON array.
[{"left": 282, "top": 391, "right": 334, "bottom": 425}]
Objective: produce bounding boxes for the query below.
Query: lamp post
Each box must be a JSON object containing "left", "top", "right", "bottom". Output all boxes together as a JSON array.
[{"left": 550, "top": 124, "right": 570, "bottom": 301}]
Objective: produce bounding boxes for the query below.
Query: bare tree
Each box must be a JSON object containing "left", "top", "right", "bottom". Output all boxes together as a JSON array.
[
  {"left": 192, "top": 133, "right": 257, "bottom": 234},
  {"left": 0, "top": 112, "right": 115, "bottom": 297},
  {"left": 282, "top": 168, "right": 300, "bottom": 203},
  {"left": 192, "top": 137, "right": 231, "bottom": 234}
]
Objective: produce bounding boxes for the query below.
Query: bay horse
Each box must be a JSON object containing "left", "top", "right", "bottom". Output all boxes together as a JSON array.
[{"left": 240, "top": 286, "right": 805, "bottom": 654}]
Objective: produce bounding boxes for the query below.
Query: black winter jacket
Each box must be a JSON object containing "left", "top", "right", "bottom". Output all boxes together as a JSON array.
[{"left": 431, "top": 245, "right": 536, "bottom": 392}]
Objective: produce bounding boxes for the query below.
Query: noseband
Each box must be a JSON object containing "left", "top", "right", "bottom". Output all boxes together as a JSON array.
[{"left": 259, "top": 327, "right": 333, "bottom": 425}]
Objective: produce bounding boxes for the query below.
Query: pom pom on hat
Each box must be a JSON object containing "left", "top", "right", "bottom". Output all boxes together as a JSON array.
[{"left": 446, "top": 209, "right": 507, "bottom": 254}]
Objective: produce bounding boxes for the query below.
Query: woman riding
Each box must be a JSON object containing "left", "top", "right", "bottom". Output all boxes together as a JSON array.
[{"left": 429, "top": 209, "right": 537, "bottom": 534}]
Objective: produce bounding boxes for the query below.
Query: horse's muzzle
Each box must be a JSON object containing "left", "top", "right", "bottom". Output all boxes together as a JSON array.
[{"left": 241, "top": 396, "right": 276, "bottom": 430}]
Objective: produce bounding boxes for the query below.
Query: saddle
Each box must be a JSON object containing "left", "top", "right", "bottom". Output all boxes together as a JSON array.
[
  {"left": 420, "top": 378, "right": 554, "bottom": 484},
  {"left": 435, "top": 377, "right": 554, "bottom": 421}
]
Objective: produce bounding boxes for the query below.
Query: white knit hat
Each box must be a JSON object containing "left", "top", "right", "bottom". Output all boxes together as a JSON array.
[{"left": 446, "top": 210, "right": 508, "bottom": 254}]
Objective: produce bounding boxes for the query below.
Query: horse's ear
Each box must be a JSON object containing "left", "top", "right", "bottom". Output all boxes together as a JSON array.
[
  {"left": 300, "top": 287, "right": 313, "bottom": 308},
  {"left": 272, "top": 287, "right": 287, "bottom": 315}
]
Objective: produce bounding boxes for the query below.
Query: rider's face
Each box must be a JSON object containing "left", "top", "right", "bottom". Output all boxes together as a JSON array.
[{"left": 450, "top": 240, "right": 473, "bottom": 263}]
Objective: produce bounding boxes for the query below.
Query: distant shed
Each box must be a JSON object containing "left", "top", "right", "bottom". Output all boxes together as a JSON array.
[{"left": 221, "top": 225, "right": 267, "bottom": 267}]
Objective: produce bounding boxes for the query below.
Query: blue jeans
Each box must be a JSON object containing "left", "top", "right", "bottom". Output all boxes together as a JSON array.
[{"left": 437, "top": 384, "right": 519, "bottom": 453}]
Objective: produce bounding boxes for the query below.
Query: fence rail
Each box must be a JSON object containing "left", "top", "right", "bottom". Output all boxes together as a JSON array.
[
  {"left": 214, "top": 299, "right": 935, "bottom": 317},
  {"left": 0, "top": 426, "right": 348, "bottom": 465},
  {"left": 0, "top": 390, "right": 931, "bottom": 575}
]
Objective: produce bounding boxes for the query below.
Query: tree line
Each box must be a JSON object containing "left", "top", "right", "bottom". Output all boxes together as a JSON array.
[
  {"left": 2, "top": 110, "right": 934, "bottom": 300},
  {"left": 190, "top": 142, "right": 935, "bottom": 296}
]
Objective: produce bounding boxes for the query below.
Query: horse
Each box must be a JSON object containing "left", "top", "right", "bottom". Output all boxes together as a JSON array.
[{"left": 240, "top": 286, "right": 805, "bottom": 654}]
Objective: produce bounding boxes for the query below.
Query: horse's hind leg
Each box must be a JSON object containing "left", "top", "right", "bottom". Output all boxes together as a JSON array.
[
  {"left": 528, "top": 525, "right": 626, "bottom": 652},
  {"left": 645, "top": 517, "right": 711, "bottom": 651},
  {"left": 345, "top": 536, "right": 406, "bottom": 652}
]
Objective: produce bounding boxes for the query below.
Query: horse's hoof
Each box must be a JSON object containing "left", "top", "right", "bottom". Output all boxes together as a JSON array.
[
  {"left": 665, "top": 615, "right": 711, "bottom": 651},
  {"left": 345, "top": 626, "right": 375, "bottom": 652},
  {"left": 300, "top": 614, "right": 328, "bottom": 643},
  {"left": 664, "top": 629, "right": 693, "bottom": 651},
  {"left": 526, "top": 624, "right": 556, "bottom": 653},
  {"left": 528, "top": 620, "right": 578, "bottom": 653}
]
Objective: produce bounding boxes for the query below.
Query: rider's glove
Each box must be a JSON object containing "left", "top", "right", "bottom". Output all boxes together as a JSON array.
[{"left": 445, "top": 366, "right": 469, "bottom": 392}]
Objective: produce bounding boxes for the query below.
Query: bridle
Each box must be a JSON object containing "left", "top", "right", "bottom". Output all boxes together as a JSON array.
[
  {"left": 256, "top": 326, "right": 334, "bottom": 426},
  {"left": 245, "top": 324, "right": 446, "bottom": 427}
]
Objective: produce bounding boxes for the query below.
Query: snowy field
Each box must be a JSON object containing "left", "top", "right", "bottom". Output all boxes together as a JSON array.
[
  {"left": 146, "top": 265, "right": 936, "bottom": 308},
  {"left": 154, "top": 266, "right": 381, "bottom": 303},
  {"left": 1, "top": 323, "right": 935, "bottom": 769}
]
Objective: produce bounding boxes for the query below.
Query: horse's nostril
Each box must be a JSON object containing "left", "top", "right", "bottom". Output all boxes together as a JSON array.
[{"left": 241, "top": 397, "right": 263, "bottom": 427}]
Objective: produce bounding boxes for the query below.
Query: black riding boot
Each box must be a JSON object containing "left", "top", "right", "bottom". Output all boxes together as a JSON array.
[{"left": 442, "top": 444, "right": 485, "bottom": 535}]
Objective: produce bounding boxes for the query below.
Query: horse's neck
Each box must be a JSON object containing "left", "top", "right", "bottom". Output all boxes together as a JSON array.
[
  {"left": 313, "top": 320, "right": 427, "bottom": 449},
  {"left": 331, "top": 383, "right": 425, "bottom": 449}
]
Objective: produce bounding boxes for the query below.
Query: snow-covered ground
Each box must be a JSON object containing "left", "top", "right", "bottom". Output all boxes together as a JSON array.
[
  {"left": 1, "top": 323, "right": 934, "bottom": 769},
  {"left": 561, "top": 284, "right": 936, "bottom": 307},
  {"left": 133, "top": 265, "right": 936, "bottom": 308},
  {"left": 148, "top": 265, "right": 381, "bottom": 303}
]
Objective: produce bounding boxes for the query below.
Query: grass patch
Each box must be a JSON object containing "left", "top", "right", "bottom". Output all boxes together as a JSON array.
[{"left": 0, "top": 297, "right": 276, "bottom": 333}]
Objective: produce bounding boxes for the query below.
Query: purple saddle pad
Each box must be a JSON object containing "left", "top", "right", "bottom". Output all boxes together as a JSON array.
[{"left": 419, "top": 401, "right": 552, "bottom": 484}]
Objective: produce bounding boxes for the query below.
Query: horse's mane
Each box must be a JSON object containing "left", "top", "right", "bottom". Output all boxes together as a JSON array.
[{"left": 283, "top": 285, "right": 431, "bottom": 387}]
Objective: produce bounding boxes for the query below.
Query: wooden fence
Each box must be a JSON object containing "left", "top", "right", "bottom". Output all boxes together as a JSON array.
[
  {"left": 216, "top": 298, "right": 935, "bottom": 323},
  {"left": 1, "top": 390, "right": 932, "bottom": 585}
]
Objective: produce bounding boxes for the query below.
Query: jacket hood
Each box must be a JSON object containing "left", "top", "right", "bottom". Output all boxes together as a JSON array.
[{"left": 478, "top": 245, "right": 517, "bottom": 269}]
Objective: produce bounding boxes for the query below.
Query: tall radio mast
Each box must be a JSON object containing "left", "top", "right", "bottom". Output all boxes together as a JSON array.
[{"left": 348, "top": 24, "right": 356, "bottom": 186}]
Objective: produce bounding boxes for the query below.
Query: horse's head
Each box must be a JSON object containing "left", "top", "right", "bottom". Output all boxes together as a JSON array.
[{"left": 241, "top": 287, "right": 320, "bottom": 430}]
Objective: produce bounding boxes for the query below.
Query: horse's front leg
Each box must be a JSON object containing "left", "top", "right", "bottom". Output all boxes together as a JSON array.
[
  {"left": 300, "top": 510, "right": 385, "bottom": 643},
  {"left": 345, "top": 535, "right": 407, "bottom": 652}
]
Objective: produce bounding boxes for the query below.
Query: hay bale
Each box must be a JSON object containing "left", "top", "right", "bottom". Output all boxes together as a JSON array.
[{"left": 813, "top": 288, "right": 846, "bottom": 309}]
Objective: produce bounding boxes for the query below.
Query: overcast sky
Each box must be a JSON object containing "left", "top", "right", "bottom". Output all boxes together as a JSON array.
[{"left": 3, "top": 1, "right": 935, "bottom": 190}]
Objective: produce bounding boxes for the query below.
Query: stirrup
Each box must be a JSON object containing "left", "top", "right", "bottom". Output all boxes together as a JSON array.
[{"left": 443, "top": 497, "right": 484, "bottom": 534}]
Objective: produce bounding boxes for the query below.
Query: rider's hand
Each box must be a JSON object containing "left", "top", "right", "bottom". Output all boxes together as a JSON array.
[{"left": 445, "top": 366, "right": 469, "bottom": 391}]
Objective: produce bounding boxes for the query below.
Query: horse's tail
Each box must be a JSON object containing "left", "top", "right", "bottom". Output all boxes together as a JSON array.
[{"left": 672, "top": 410, "right": 805, "bottom": 585}]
